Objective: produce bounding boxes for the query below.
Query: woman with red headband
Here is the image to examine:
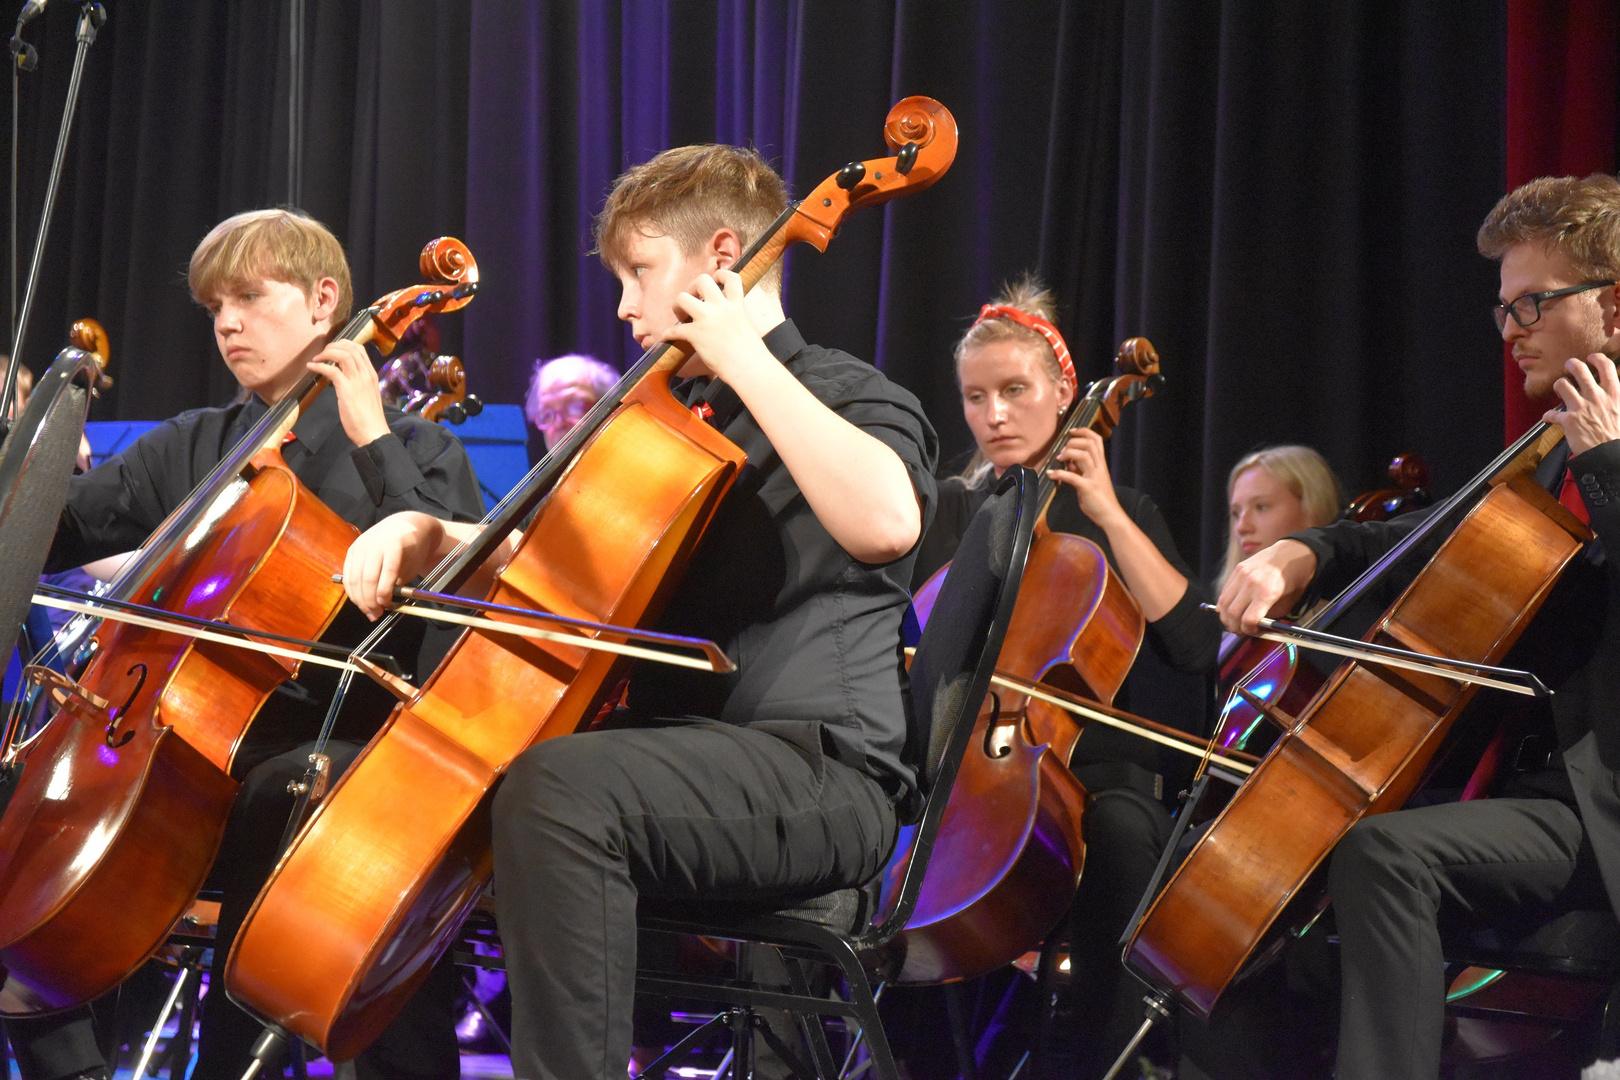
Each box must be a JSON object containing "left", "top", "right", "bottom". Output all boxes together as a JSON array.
[{"left": 907, "top": 276, "right": 1219, "bottom": 1079}]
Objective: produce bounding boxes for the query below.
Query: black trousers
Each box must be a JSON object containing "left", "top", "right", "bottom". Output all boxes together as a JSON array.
[
  {"left": 1328, "top": 797, "right": 1604, "bottom": 1080},
  {"left": 192, "top": 740, "right": 461, "bottom": 1080},
  {"left": 4, "top": 1008, "right": 102, "bottom": 1080},
  {"left": 1056, "top": 787, "right": 1173, "bottom": 1078},
  {"left": 490, "top": 720, "right": 898, "bottom": 1080}
]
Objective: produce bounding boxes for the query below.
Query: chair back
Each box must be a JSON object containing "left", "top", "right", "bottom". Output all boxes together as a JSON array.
[
  {"left": 874, "top": 466, "right": 1036, "bottom": 939},
  {"left": 0, "top": 347, "right": 99, "bottom": 688}
]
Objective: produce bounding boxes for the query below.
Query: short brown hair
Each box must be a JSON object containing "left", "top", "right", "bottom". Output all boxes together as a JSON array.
[
  {"left": 594, "top": 145, "right": 789, "bottom": 288},
  {"left": 189, "top": 208, "right": 353, "bottom": 327},
  {"left": 1478, "top": 174, "right": 1620, "bottom": 278}
]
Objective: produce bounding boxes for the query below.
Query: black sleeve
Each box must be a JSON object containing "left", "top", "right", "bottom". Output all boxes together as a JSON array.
[
  {"left": 350, "top": 416, "right": 485, "bottom": 524},
  {"left": 1563, "top": 439, "right": 1620, "bottom": 762},
  {"left": 1289, "top": 509, "right": 1428, "bottom": 604},
  {"left": 1126, "top": 492, "right": 1222, "bottom": 674},
  {"left": 910, "top": 476, "right": 984, "bottom": 590},
  {"left": 45, "top": 417, "right": 198, "bottom": 572},
  {"left": 1569, "top": 439, "right": 1620, "bottom": 553}
]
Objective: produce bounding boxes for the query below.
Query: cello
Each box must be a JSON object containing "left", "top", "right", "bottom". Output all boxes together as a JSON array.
[
  {"left": 1122, "top": 420, "right": 1589, "bottom": 1024},
  {"left": 225, "top": 97, "right": 960, "bottom": 1062},
  {"left": 889, "top": 339, "right": 1164, "bottom": 983},
  {"left": 0, "top": 241, "right": 478, "bottom": 1015}
]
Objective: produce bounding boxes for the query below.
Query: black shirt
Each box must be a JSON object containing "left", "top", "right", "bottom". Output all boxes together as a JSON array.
[
  {"left": 626, "top": 320, "right": 939, "bottom": 812},
  {"left": 912, "top": 472, "right": 1220, "bottom": 775},
  {"left": 47, "top": 389, "right": 483, "bottom": 569},
  {"left": 45, "top": 388, "right": 486, "bottom": 770},
  {"left": 1289, "top": 437, "right": 1620, "bottom": 802}
]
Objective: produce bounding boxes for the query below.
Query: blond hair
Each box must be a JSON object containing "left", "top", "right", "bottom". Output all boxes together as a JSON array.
[
  {"left": 1218, "top": 445, "right": 1343, "bottom": 588},
  {"left": 594, "top": 145, "right": 790, "bottom": 289},
  {"left": 188, "top": 208, "right": 353, "bottom": 327},
  {"left": 955, "top": 274, "right": 1067, "bottom": 485},
  {"left": 1477, "top": 174, "right": 1620, "bottom": 278}
]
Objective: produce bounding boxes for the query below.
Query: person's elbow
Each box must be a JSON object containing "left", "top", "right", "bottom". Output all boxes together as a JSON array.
[{"left": 845, "top": 496, "right": 922, "bottom": 565}]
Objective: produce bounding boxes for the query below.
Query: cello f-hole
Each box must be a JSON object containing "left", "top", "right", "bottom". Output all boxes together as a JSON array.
[
  {"left": 982, "top": 691, "right": 1012, "bottom": 758},
  {"left": 104, "top": 662, "right": 148, "bottom": 748}
]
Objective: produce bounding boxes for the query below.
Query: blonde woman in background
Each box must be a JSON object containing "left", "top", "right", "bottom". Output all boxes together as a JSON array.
[{"left": 1219, "top": 445, "right": 1343, "bottom": 591}]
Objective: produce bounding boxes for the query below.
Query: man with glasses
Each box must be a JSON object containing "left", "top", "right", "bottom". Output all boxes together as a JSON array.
[
  {"left": 1217, "top": 173, "right": 1620, "bottom": 1079},
  {"left": 523, "top": 353, "right": 618, "bottom": 462}
]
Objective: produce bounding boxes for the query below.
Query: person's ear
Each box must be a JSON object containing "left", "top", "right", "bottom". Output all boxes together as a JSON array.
[
  {"left": 1055, "top": 378, "right": 1075, "bottom": 413},
  {"left": 1601, "top": 281, "right": 1620, "bottom": 339},
  {"left": 310, "top": 277, "right": 341, "bottom": 325},
  {"left": 706, "top": 228, "right": 745, "bottom": 273}
]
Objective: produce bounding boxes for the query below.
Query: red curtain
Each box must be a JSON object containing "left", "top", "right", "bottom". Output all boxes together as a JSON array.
[{"left": 1504, "top": 0, "right": 1619, "bottom": 441}]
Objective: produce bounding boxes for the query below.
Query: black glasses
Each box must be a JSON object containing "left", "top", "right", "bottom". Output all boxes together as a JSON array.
[{"left": 1493, "top": 280, "right": 1616, "bottom": 332}]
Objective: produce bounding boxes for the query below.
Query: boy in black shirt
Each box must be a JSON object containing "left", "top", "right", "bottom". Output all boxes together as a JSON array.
[
  {"left": 8, "top": 208, "right": 482, "bottom": 1080},
  {"left": 340, "top": 144, "right": 938, "bottom": 1080}
]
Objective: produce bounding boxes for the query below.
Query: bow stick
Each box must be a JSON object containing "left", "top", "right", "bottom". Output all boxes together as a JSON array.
[
  {"left": 28, "top": 584, "right": 732, "bottom": 683},
  {"left": 1201, "top": 604, "right": 1549, "bottom": 698},
  {"left": 903, "top": 647, "right": 1255, "bottom": 778}
]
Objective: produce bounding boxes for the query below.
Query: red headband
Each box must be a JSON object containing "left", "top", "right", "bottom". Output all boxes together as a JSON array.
[{"left": 971, "top": 304, "right": 1077, "bottom": 392}]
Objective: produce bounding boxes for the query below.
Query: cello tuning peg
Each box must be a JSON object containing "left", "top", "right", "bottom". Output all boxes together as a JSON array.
[
  {"left": 895, "top": 142, "right": 919, "bottom": 175},
  {"left": 836, "top": 161, "right": 866, "bottom": 190}
]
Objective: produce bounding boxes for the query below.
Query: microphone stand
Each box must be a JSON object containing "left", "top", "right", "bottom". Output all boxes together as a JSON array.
[{"left": 1, "top": 1, "right": 104, "bottom": 423}]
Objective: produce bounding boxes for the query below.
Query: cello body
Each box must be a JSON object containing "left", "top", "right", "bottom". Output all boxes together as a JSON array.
[
  {"left": 1214, "top": 451, "right": 1433, "bottom": 755},
  {"left": 226, "top": 372, "right": 745, "bottom": 1059},
  {"left": 1126, "top": 475, "right": 1589, "bottom": 1018},
  {"left": 0, "top": 449, "right": 353, "bottom": 1014},
  {"left": 886, "top": 695, "right": 1089, "bottom": 984}
]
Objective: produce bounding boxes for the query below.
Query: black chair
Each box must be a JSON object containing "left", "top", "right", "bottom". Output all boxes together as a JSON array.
[
  {"left": 635, "top": 466, "right": 1039, "bottom": 1080},
  {"left": 1443, "top": 908, "right": 1620, "bottom": 1063}
]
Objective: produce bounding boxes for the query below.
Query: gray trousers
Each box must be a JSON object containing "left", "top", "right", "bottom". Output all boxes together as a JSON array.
[{"left": 491, "top": 720, "right": 898, "bottom": 1080}]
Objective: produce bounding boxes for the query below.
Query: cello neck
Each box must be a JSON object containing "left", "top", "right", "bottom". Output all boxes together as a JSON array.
[{"left": 1031, "top": 382, "right": 1106, "bottom": 521}]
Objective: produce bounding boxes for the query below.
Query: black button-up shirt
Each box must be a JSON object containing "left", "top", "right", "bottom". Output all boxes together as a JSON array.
[{"left": 626, "top": 320, "right": 939, "bottom": 812}]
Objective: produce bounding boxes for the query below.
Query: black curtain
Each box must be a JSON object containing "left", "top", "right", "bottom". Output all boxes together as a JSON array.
[
  {"left": 4, "top": 0, "right": 468, "bottom": 421},
  {"left": 6, "top": 0, "right": 1506, "bottom": 578}
]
